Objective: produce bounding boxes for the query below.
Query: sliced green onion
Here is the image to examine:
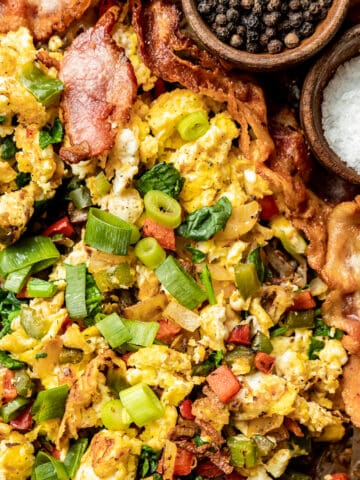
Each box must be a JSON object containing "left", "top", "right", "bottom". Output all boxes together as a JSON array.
[
  {"left": 251, "top": 331, "right": 273, "bottom": 354},
  {"left": 69, "top": 186, "right": 92, "bottom": 209},
  {"left": 227, "top": 435, "right": 257, "bottom": 468},
  {"left": 65, "top": 264, "right": 87, "bottom": 319},
  {"left": 0, "top": 236, "right": 60, "bottom": 278},
  {"left": 135, "top": 237, "right": 166, "bottom": 270},
  {"left": 119, "top": 383, "right": 164, "bottom": 427},
  {"left": 155, "top": 256, "right": 207, "bottom": 310},
  {"left": 20, "top": 306, "right": 48, "bottom": 339},
  {"left": 96, "top": 313, "right": 131, "bottom": 348},
  {"left": 19, "top": 62, "right": 64, "bottom": 106},
  {"left": 101, "top": 399, "right": 132, "bottom": 430},
  {"left": 85, "top": 208, "right": 132, "bottom": 255},
  {"left": 234, "top": 263, "right": 261, "bottom": 299},
  {"left": 200, "top": 264, "right": 217, "bottom": 305},
  {"left": 270, "top": 216, "right": 307, "bottom": 256},
  {"left": 34, "top": 451, "right": 69, "bottom": 480},
  {"left": 58, "top": 348, "right": 84, "bottom": 365},
  {"left": 14, "top": 370, "right": 34, "bottom": 397},
  {"left": 285, "top": 310, "right": 315, "bottom": 329},
  {"left": 27, "top": 278, "right": 57, "bottom": 298},
  {"left": 0, "top": 397, "right": 29, "bottom": 422},
  {"left": 176, "top": 110, "right": 210, "bottom": 141},
  {"left": 129, "top": 224, "right": 140, "bottom": 244},
  {"left": 123, "top": 319, "right": 160, "bottom": 347},
  {"left": 31, "top": 384, "right": 69, "bottom": 422},
  {"left": 4, "top": 266, "right": 31, "bottom": 293},
  {"left": 95, "top": 172, "right": 111, "bottom": 196},
  {"left": 64, "top": 439, "right": 88, "bottom": 478},
  {"left": 252, "top": 435, "right": 276, "bottom": 456},
  {"left": 144, "top": 190, "right": 182, "bottom": 228}
]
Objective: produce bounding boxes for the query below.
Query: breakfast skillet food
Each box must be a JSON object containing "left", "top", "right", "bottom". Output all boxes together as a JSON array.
[{"left": 0, "top": 1, "right": 359, "bottom": 479}]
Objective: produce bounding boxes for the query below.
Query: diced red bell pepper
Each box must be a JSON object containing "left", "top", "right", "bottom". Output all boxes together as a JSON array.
[
  {"left": 98, "top": 0, "right": 118, "bottom": 16},
  {"left": 196, "top": 461, "right": 224, "bottom": 478},
  {"left": 121, "top": 352, "right": 133, "bottom": 365},
  {"left": 10, "top": 405, "right": 33, "bottom": 430},
  {"left": 284, "top": 417, "right": 304, "bottom": 437},
  {"left": 154, "top": 78, "right": 167, "bottom": 98},
  {"left": 254, "top": 352, "right": 275, "bottom": 374},
  {"left": 43, "top": 216, "right": 75, "bottom": 238},
  {"left": 58, "top": 316, "right": 73, "bottom": 335},
  {"left": 142, "top": 218, "right": 176, "bottom": 251},
  {"left": 48, "top": 445, "right": 61, "bottom": 460},
  {"left": 227, "top": 324, "right": 251, "bottom": 345},
  {"left": 179, "top": 399, "right": 195, "bottom": 420},
  {"left": 156, "top": 318, "right": 182, "bottom": 344},
  {"left": 288, "top": 290, "right": 316, "bottom": 311},
  {"left": 2, "top": 369, "right": 17, "bottom": 403},
  {"left": 331, "top": 474, "right": 350, "bottom": 480},
  {"left": 173, "top": 448, "right": 195, "bottom": 476},
  {"left": 206, "top": 365, "right": 241, "bottom": 404},
  {"left": 258, "top": 195, "right": 279, "bottom": 221}
]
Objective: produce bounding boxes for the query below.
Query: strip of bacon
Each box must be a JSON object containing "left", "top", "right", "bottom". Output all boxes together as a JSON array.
[
  {"left": 131, "top": 0, "right": 273, "bottom": 164},
  {"left": 0, "top": 0, "right": 92, "bottom": 41},
  {"left": 59, "top": 8, "right": 137, "bottom": 163}
]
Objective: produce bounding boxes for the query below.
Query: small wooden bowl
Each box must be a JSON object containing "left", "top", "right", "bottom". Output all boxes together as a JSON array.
[
  {"left": 300, "top": 25, "right": 360, "bottom": 184},
  {"left": 181, "top": 0, "right": 350, "bottom": 72}
]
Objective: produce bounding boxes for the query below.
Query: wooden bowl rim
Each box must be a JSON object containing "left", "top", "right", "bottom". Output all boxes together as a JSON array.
[
  {"left": 181, "top": 0, "right": 350, "bottom": 72},
  {"left": 300, "top": 24, "right": 360, "bottom": 184}
]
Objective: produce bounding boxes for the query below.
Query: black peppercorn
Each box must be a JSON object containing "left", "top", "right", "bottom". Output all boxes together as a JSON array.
[
  {"left": 300, "top": 0, "right": 310, "bottom": 6},
  {"left": 302, "top": 10, "right": 313, "bottom": 22},
  {"left": 229, "top": 0, "right": 241, "bottom": 6},
  {"left": 216, "top": 4, "right": 227, "bottom": 14},
  {"left": 278, "top": 19, "right": 291, "bottom": 32},
  {"left": 236, "top": 24, "right": 247, "bottom": 36},
  {"left": 309, "top": 2, "right": 321, "bottom": 17},
  {"left": 214, "top": 25, "right": 232, "bottom": 41},
  {"left": 259, "top": 28, "right": 275, "bottom": 46},
  {"left": 252, "top": 0, "right": 263, "bottom": 15},
  {"left": 215, "top": 13, "right": 228, "bottom": 25},
  {"left": 226, "top": 8, "right": 240, "bottom": 22},
  {"left": 298, "top": 21, "right": 315, "bottom": 37},
  {"left": 288, "top": 11, "right": 303, "bottom": 28},
  {"left": 267, "top": 38, "right": 283, "bottom": 53},
  {"left": 284, "top": 31, "right": 300, "bottom": 48},
  {"left": 246, "top": 41, "right": 260, "bottom": 52},
  {"left": 230, "top": 33, "right": 244, "bottom": 47},
  {"left": 267, "top": 0, "right": 281, "bottom": 11},
  {"left": 317, "top": 7, "right": 328, "bottom": 19},
  {"left": 247, "top": 28, "right": 260, "bottom": 42},
  {"left": 246, "top": 13, "right": 260, "bottom": 28},
  {"left": 197, "top": 2, "right": 212, "bottom": 15},
  {"left": 320, "top": 0, "right": 332, "bottom": 7},
  {"left": 280, "top": 2, "right": 289, "bottom": 14},
  {"left": 263, "top": 11, "right": 281, "bottom": 26}
]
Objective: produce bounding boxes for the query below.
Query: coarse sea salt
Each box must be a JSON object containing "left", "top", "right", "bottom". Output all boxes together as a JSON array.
[{"left": 322, "top": 55, "right": 360, "bottom": 173}]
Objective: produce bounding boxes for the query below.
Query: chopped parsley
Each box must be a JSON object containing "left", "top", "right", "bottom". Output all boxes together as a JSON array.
[{"left": 39, "top": 118, "right": 64, "bottom": 149}]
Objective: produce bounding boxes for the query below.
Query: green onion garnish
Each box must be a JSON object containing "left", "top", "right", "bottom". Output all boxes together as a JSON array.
[
  {"left": 0, "top": 397, "right": 29, "bottom": 422},
  {"left": 31, "top": 384, "right": 69, "bottom": 422},
  {"left": 96, "top": 313, "right": 131, "bottom": 348},
  {"left": 21, "top": 306, "right": 48, "bottom": 339},
  {"left": 101, "top": 399, "right": 132, "bottom": 430},
  {"left": 64, "top": 439, "right": 88, "bottom": 478},
  {"left": 123, "top": 319, "right": 160, "bottom": 347},
  {"left": 19, "top": 62, "right": 64, "bottom": 106},
  {"left": 119, "top": 383, "right": 164, "bottom": 427},
  {"left": 176, "top": 110, "right": 210, "bottom": 141},
  {"left": 4, "top": 266, "right": 31, "bottom": 294},
  {"left": 65, "top": 264, "right": 87, "bottom": 319},
  {"left": 155, "top": 256, "right": 206, "bottom": 310},
  {"left": 85, "top": 208, "right": 132, "bottom": 255},
  {"left": 26, "top": 278, "right": 57, "bottom": 298},
  {"left": 69, "top": 186, "right": 92, "bottom": 209},
  {"left": 135, "top": 237, "right": 166, "bottom": 270},
  {"left": 199, "top": 264, "right": 217, "bottom": 305},
  {"left": 143, "top": 190, "right": 182, "bottom": 228},
  {"left": 0, "top": 236, "right": 60, "bottom": 278}
]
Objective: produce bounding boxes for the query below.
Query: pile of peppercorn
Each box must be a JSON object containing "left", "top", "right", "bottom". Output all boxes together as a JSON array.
[{"left": 196, "top": 0, "right": 333, "bottom": 54}]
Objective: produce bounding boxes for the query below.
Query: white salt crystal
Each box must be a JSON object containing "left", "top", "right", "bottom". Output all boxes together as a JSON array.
[{"left": 321, "top": 55, "right": 360, "bottom": 173}]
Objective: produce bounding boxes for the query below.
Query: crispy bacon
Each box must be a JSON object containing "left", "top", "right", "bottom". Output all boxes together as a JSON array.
[
  {"left": 0, "top": 0, "right": 93, "bottom": 41},
  {"left": 59, "top": 8, "right": 137, "bottom": 163},
  {"left": 131, "top": 0, "right": 273, "bottom": 163},
  {"left": 342, "top": 354, "right": 360, "bottom": 427}
]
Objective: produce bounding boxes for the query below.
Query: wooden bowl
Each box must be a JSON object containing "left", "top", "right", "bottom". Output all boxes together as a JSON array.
[
  {"left": 181, "top": 0, "right": 350, "bottom": 72},
  {"left": 300, "top": 24, "right": 360, "bottom": 184}
]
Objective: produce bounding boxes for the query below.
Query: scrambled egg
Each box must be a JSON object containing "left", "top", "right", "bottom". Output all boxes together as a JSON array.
[{"left": 0, "top": 425, "right": 34, "bottom": 480}]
